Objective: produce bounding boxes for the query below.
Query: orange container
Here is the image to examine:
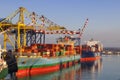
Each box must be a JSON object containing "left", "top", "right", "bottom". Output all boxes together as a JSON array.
[
  {"left": 21, "top": 48, "right": 24, "bottom": 52},
  {"left": 31, "top": 46, "right": 36, "bottom": 50},
  {"left": 69, "top": 50, "right": 73, "bottom": 55},
  {"left": 65, "top": 51, "right": 69, "bottom": 55},
  {"left": 26, "top": 50, "right": 32, "bottom": 54},
  {"left": 33, "top": 49, "right": 38, "bottom": 53}
]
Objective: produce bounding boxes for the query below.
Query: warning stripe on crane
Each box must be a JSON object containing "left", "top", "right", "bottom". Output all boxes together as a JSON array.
[{"left": 34, "top": 30, "right": 80, "bottom": 34}]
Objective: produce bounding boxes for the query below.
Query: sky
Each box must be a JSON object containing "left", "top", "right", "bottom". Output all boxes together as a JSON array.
[{"left": 0, "top": 0, "right": 120, "bottom": 47}]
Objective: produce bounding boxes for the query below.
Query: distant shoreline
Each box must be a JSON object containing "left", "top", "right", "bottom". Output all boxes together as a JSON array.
[{"left": 103, "top": 47, "right": 120, "bottom": 55}]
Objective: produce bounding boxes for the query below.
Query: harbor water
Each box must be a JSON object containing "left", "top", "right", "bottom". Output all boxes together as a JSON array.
[{"left": 16, "top": 55, "right": 120, "bottom": 80}]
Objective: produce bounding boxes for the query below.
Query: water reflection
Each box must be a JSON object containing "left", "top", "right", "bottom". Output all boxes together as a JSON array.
[
  {"left": 18, "top": 59, "right": 102, "bottom": 80},
  {"left": 81, "top": 59, "right": 102, "bottom": 73},
  {"left": 80, "top": 59, "right": 103, "bottom": 80}
]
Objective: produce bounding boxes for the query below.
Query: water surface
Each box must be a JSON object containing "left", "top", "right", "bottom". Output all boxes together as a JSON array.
[{"left": 2, "top": 55, "right": 120, "bottom": 80}]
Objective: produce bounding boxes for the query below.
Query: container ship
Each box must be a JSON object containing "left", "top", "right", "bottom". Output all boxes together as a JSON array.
[
  {"left": 0, "top": 31, "right": 82, "bottom": 78},
  {"left": 16, "top": 35, "right": 81, "bottom": 78},
  {"left": 0, "top": 31, "right": 82, "bottom": 79},
  {"left": 80, "top": 39, "right": 103, "bottom": 62}
]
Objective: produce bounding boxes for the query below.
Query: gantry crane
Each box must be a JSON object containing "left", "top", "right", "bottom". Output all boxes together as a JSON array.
[
  {"left": 0, "top": 7, "right": 87, "bottom": 53},
  {"left": 0, "top": 7, "right": 35, "bottom": 50},
  {"left": 0, "top": 7, "right": 66, "bottom": 51}
]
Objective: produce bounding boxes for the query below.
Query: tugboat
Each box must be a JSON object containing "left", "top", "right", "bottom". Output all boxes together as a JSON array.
[{"left": 80, "top": 39, "right": 103, "bottom": 61}]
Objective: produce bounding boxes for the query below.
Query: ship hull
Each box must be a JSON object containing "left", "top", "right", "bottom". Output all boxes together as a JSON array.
[
  {"left": 80, "top": 51, "right": 102, "bottom": 61},
  {"left": 16, "top": 55, "right": 80, "bottom": 78}
]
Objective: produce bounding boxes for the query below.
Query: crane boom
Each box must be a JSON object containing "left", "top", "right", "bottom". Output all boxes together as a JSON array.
[
  {"left": 39, "top": 15, "right": 66, "bottom": 31},
  {"left": 79, "top": 18, "right": 88, "bottom": 38}
]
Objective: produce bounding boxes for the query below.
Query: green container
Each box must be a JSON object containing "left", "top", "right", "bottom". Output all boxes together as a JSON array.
[
  {"left": 56, "top": 51, "right": 60, "bottom": 56},
  {"left": 61, "top": 49, "right": 66, "bottom": 56},
  {"left": 0, "top": 67, "right": 8, "bottom": 79}
]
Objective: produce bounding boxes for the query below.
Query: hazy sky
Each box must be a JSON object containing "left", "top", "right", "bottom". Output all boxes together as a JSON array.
[{"left": 0, "top": 0, "right": 120, "bottom": 47}]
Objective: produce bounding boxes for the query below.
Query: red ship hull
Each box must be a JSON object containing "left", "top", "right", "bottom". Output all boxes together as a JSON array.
[{"left": 80, "top": 56, "right": 101, "bottom": 62}]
